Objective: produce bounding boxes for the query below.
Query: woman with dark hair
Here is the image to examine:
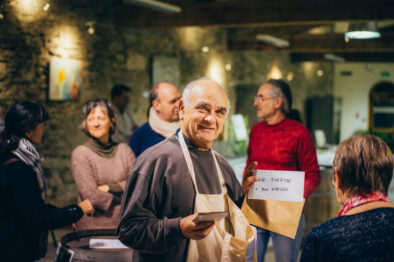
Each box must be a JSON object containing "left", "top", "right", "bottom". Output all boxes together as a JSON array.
[
  {"left": 0, "top": 101, "right": 93, "bottom": 262},
  {"left": 301, "top": 135, "right": 394, "bottom": 262},
  {"left": 71, "top": 99, "right": 135, "bottom": 230}
]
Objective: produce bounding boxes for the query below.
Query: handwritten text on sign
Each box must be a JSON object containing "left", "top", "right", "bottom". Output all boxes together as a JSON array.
[
  {"left": 248, "top": 170, "right": 305, "bottom": 202},
  {"left": 89, "top": 239, "right": 130, "bottom": 249}
]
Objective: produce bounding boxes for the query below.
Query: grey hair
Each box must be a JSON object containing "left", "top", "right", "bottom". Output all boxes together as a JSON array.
[
  {"left": 182, "top": 77, "right": 230, "bottom": 113},
  {"left": 266, "top": 79, "right": 291, "bottom": 114}
]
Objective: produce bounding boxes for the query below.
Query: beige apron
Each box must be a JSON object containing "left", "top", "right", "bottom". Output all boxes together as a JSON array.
[{"left": 178, "top": 133, "right": 256, "bottom": 262}]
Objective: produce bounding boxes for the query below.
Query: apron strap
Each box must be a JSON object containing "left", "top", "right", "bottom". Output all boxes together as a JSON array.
[
  {"left": 211, "top": 150, "right": 228, "bottom": 195},
  {"left": 178, "top": 132, "right": 198, "bottom": 191}
]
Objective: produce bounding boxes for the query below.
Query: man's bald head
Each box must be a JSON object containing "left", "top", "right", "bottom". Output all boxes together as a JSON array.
[
  {"left": 182, "top": 78, "right": 230, "bottom": 112},
  {"left": 151, "top": 82, "right": 180, "bottom": 122},
  {"left": 179, "top": 78, "right": 230, "bottom": 150}
]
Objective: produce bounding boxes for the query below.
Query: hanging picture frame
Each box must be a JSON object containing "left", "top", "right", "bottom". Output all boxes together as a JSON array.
[{"left": 49, "top": 58, "right": 81, "bottom": 100}]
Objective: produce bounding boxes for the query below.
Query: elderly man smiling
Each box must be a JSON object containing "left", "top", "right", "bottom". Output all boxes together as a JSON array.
[{"left": 117, "top": 78, "right": 256, "bottom": 262}]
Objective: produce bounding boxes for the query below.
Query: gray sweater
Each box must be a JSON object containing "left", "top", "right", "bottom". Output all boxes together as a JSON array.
[{"left": 117, "top": 133, "right": 243, "bottom": 262}]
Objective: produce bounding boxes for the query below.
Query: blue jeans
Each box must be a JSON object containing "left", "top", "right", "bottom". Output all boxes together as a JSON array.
[{"left": 246, "top": 215, "right": 305, "bottom": 262}]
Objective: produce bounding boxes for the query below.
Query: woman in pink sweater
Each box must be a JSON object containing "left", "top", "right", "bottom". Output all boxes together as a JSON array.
[{"left": 72, "top": 99, "right": 135, "bottom": 230}]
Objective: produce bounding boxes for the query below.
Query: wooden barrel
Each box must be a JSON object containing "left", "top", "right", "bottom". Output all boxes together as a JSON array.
[
  {"left": 303, "top": 168, "right": 341, "bottom": 239},
  {"left": 54, "top": 229, "right": 133, "bottom": 262}
]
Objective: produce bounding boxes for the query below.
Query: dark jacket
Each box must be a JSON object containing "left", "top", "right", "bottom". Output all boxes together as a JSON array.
[
  {"left": 128, "top": 122, "right": 165, "bottom": 157},
  {"left": 0, "top": 154, "right": 83, "bottom": 261}
]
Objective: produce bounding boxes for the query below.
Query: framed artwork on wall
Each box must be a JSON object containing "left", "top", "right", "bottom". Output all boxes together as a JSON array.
[{"left": 49, "top": 57, "right": 81, "bottom": 100}]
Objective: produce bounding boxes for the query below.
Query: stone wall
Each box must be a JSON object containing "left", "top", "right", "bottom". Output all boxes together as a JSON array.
[
  {"left": 0, "top": 0, "right": 160, "bottom": 205},
  {"left": 229, "top": 52, "right": 334, "bottom": 127},
  {"left": 0, "top": 0, "right": 334, "bottom": 206}
]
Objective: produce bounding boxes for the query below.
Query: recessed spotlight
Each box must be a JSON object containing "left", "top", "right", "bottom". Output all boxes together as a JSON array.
[
  {"left": 86, "top": 22, "right": 95, "bottom": 35},
  {"left": 225, "top": 64, "right": 232, "bottom": 71},
  {"left": 43, "top": 3, "right": 50, "bottom": 11},
  {"left": 317, "top": 70, "right": 324, "bottom": 77},
  {"left": 202, "top": 46, "right": 210, "bottom": 53},
  {"left": 88, "top": 26, "right": 95, "bottom": 35}
]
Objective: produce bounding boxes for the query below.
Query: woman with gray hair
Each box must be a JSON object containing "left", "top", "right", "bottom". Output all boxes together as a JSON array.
[{"left": 301, "top": 135, "right": 393, "bottom": 262}]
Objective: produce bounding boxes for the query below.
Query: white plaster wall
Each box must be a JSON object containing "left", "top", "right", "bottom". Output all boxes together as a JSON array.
[{"left": 333, "top": 63, "right": 394, "bottom": 141}]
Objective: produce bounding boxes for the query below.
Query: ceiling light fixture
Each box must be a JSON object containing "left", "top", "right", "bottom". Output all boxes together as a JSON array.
[
  {"left": 43, "top": 3, "right": 50, "bottom": 11},
  {"left": 345, "top": 22, "right": 381, "bottom": 40},
  {"left": 86, "top": 22, "right": 95, "bottom": 35},
  {"left": 123, "top": 0, "right": 181, "bottom": 14},
  {"left": 202, "top": 46, "right": 210, "bottom": 53},
  {"left": 324, "top": 53, "right": 345, "bottom": 63},
  {"left": 256, "top": 34, "right": 290, "bottom": 48}
]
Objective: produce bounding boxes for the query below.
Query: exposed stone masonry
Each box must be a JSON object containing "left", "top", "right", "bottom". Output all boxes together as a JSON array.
[{"left": 0, "top": 0, "right": 333, "bottom": 206}]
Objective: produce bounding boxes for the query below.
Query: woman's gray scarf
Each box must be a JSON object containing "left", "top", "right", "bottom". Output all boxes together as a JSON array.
[{"left": 11, "top": 138, "right": 46, "bottom": 200}]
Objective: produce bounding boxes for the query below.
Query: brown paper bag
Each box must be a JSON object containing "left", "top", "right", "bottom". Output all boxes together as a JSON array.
[{"left": 241, "top": 196, "right": 305, "bottom": 239}]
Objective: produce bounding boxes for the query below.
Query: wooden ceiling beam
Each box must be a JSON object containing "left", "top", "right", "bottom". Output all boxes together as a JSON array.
[
  {"left": 227, "top": 25, "right": 325, "bottom": 39},
  {"left": 228, "top": 33, "right": 394, "bottom": 53},
  {"left": 290, "top": 52, "right": 394, "bottom": 62},
  {"left": 117, "top": 0, "right": 394, "bottom": 28}
]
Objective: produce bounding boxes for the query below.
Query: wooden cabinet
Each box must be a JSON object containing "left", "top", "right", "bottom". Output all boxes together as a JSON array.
[{"left": 369, "top": 81, "right": 394, "bottom": 133}]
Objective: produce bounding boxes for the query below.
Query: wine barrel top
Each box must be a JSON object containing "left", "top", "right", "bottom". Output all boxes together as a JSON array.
[{"left": 55, "top": 229, "right": 134, "bottom": 262}]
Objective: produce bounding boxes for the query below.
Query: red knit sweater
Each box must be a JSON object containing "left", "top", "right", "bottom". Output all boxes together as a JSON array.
[{"left": 244, "top": 118, "right": 320, "bottom": 199}]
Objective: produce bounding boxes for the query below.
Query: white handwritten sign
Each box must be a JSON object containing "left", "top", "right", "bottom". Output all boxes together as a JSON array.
[
  {"left": 89, "top": 239, "right": 130, "bottom": 249},
  {"left": 248, "top": 170, "right": 305, "bottom": 202}
]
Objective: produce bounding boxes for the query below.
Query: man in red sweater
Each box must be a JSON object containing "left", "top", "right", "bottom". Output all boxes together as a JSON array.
[{"left": 244, "top": 79, "right": 320, "bottom": 262}]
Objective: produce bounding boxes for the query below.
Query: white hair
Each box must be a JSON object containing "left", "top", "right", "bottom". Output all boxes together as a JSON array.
[{"left": 182, "top": 77, "right": 230, "bottom": 113}]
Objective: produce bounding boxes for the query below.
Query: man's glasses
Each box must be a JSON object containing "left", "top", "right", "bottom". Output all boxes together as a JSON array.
[{"left": 254, "top": 95, "right": 277, "bottom": 103}]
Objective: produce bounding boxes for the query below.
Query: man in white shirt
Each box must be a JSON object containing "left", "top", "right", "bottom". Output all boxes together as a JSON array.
[{"left": 110, "top": 84, "right": 138, "bottom": 143}]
